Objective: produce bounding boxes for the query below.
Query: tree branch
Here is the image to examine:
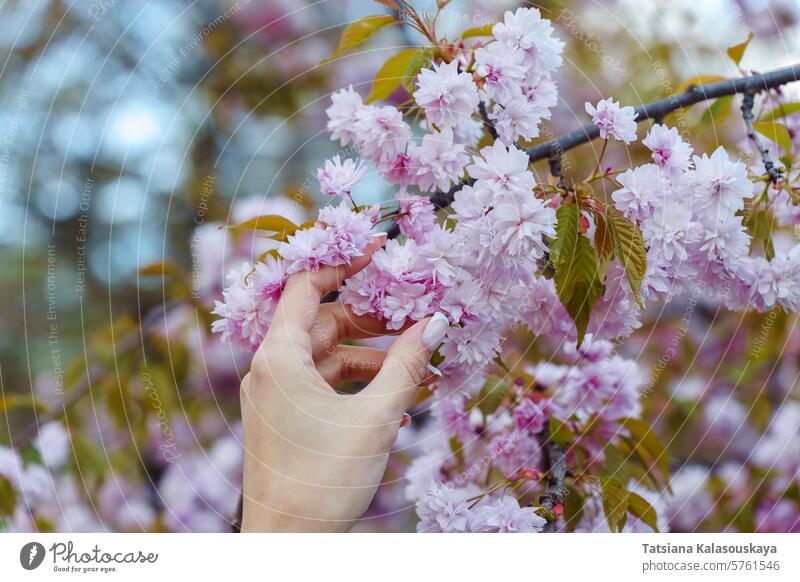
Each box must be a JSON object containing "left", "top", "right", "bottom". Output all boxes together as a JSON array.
[
  {"left": 527, "top": 63, "right": 800, "bottom": 163},
  {"left": 538, "top": 420, "right": 568, "bottom": 533},
  {"left": 741, "top": 88, "right": 781, "bottom": 184},
  {"left": 12, "top": 303, "right": 177, "bottom": 448},
  {"left": 479, "top": 102, "right": 498, "bottom": 140},
  {"left": 423, "top": 63, "right": 800, "bottom": 213}
]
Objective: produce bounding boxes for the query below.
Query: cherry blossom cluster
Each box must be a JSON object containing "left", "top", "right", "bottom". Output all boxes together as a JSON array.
[
  {"left": 343, "top": 140, "right": 556, "bottom": 373},
  {"left": 325, "top": 7, "right": 563, "bottom": 191},
  {"left": 641, "top": 400, "right": 800, "bottom": 533},
  {"left": 213, "top": 7, "right": 564, "bottom": 362},
  {"left": 1, "top": 420, "right": 243, "bottom": 532},
  {"left": 206, "top": 4, "right": 800, "bottom": 534},
  {"left": 211, "top": 203, "right": 377, "bottom": 350},
  {"left": 405, "top": 335, "right": 647, "bottom": 532},
  {"left": 473, "top": 7, "right": 563, "bottom": 144},
  {"left": 609, "top": 122, "right": 800, "bottom": 315}
]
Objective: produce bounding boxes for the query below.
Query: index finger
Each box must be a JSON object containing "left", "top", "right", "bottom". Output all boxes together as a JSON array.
[{"left": 268, "top": 234, "right": 386, "bottom": 340}]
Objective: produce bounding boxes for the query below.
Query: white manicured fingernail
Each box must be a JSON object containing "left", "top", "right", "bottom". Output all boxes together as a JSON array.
[
  {"left": 372, "top": 232, "right": 388, "bottom": 241},
  {"left": 422, "top": 312, "right": 449, "bottom": 350},
  {"left": 427, "top": 363, "right": 442, "bottom": 377}
]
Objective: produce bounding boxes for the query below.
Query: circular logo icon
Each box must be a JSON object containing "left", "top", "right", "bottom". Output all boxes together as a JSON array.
[{"left": 20, "top": 542, "right": 46, "bottom": 570}]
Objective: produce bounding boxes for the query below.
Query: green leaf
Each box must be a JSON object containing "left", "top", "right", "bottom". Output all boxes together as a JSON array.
[
  {"left": 63, "top": 356, "right": 87, "bottom": 389},
  {"left": 401, "top": 48, "right": 434, "bottom": 93},
  {"left": 71, "top": 432, "right": 106, "bottom": 480},
  {"left": 256, "top": 248, "right": 280, "bottom": 263},
  {"left": 226, "top": 214, "right": 300, "bottom": 241},
  {"left": 550, "top": 204, "right": 577, "bottom": 270},
  {"left": 753, "top": 121, "right": 793, "bottom": 154},
  {"left": 562, "top": 484, "right": 584, "bottom": 530},
  {"left": 606, "top": 207, "right": 647, "bottom": 306},
  {"left": 549, "top": 418, "right": 574, "bottom": 446},
  {"left": 367, "top": 49, "right": 421, "bottom": 103},
  {"left": 321, "top": 15, "right": 398, "bottom": 64},
  {"left": 553, "top": 205, "right": 606, "bottom": 347},
  {"left": 449, "top": 435, "right": 465, "bottom": 466},
  {"left": 746, "top": 208, "right": 776, "bottom": 260},
  {"left": 758, "top": 102, "right": 800, "bottom": 122},
  {"left": 138, "top": 260, "right": 181, "bottom": 277},
  {"left": 20, "top": 443, "right": 43, "bottom": 466},
  {"left": 0, "top": 476, "right": 17, "bottom": 517},
  {"left": 593, "top": 210, "right": 614, "bottom": 262},
  {"left": 602, "top": 441, "right": 632, "bottom": 484},
  {"left": 0, "top": 394, "right": 47, "bottom": 413},
  {"left": 621, "top": 418, "right": 671, "bottom": 488},
  {"left": 627, "top": 491, "right": 660, "bottom": 532},
  {"left": 460, "top": 23, "right": 494, "bottom": 38},
  {"left": 601, "top": 477, "right": 629, "bottom": 532},
  {"left": 471, "top": 376, "right": 509, "bottom": 416},
  {"left": 727, "top": 32, "right": 754, "bottom": 66},
  {"left": 698, "top": 95, "right": 733, "bottom": 130}
]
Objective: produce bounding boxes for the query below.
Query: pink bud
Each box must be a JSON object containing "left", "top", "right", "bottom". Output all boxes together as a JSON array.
[{"left": 510, "top": 468, "right": 540, "bottom": 481}]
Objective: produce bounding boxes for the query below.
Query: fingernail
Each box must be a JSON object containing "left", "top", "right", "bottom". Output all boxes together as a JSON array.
[
  {"left": 400, "top": 413, "right": 411, "bottom": 428},
  {"left": 422, "top": 312, "right": 449, "bottom": 350},
  {"left": 372, "top": 232, "right": 388, "bottom": 242},
  {"left": 427, "top": 363, "right": 442, "bottom": 377}
]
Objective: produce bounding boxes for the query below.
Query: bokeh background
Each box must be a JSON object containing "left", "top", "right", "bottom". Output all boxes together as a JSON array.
[{"left": 1, "top": 0, "right": 799, "bottom": 532}]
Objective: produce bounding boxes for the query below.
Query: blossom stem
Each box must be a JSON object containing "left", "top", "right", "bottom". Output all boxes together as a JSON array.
[
  {"left": 590, "top": 138, "right": 609, "bottom": 180},
  {"left": 467, "top": 479, "right": 510, "bottom": 508},
  {"left": 585, "top": 168, "right": 625, "bottom": 184}
]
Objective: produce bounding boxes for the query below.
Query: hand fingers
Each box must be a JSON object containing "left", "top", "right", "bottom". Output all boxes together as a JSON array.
[
  {"left": 361, "top": 313, "right": 449, "bottom": 415},
  {"left": 310, "top": 302, "right": 411, "bottom": 359},
  {"left": 316, "top": 346, "right": 387, "bottom": 386},
  {"left": 257, "top": 234, "right": 386, "bottom": 359}
]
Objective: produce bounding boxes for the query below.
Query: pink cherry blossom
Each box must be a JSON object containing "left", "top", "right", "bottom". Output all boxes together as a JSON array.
[
  {"left": 467, "top": 140, "right": 535, "bottom": 196},
  {"left": 325, "top": 85, "right": 364, "bottom": 146},
  {"left": 413, "top": 60, "right": 479, "bottom": 129},
  {"left": 416, "top": 482, "right": 475, "bottom": 532},
  {"left": 472, "top": 495, "right": 546, "bottom": 532},
  {"left": 413, "top": 128, "right": 469, "bottom": 192},
  {"left": 585, "top": 98, "right": 638, "bottom": 143},
  {"left": 395, "top": 188, "right": 436, "bottom": 243},
  {"left": 316, "top": 155, "right": 366, "bottom": 197},
  {"left": 643, "top": 123, "right": 693, "bottom": 175},
  {"left": 493, "top": 7, "right": 564, "bottom": 75}
]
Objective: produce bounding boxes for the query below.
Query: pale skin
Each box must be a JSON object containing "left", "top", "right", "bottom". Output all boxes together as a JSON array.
[{"left": 240, "top": 236, "right": 441, "bottom": 532}]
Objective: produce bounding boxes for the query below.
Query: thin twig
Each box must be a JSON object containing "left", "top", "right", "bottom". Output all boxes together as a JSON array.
[
  {"left": 741, "top": 88, "right": 781, "bottom": 184},
  {"left": 479, "top": 102, "right": 498, "bottom": 140}
]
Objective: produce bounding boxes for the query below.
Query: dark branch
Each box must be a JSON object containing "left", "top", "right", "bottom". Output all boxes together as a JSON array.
[
  {"left": 538, "top": 421, "right": 568, "bottom": 533},
  {"left": 479, "top": 102, "right": 498, "bottom": 140},
  {"left": 741, "top": 88, "right": 781, "bottom": 184},
  {"left": 423, "top": 63, "right": 800, "bottom": 213},
  {"left": 526, "top": 63, "right": 800, "bottom": 163},
  {"left": 548, "top": 153, "right": 565, "bottom": 190}
]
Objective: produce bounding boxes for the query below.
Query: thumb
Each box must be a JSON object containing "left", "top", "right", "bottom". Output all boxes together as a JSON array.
[{"left": 363, "top": 312, "right": 449, "bottom": 412}]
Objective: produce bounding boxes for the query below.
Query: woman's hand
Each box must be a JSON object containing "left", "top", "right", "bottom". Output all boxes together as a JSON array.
[{"left": 240, "top": 236, "right": 449, "bottom": 532}]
